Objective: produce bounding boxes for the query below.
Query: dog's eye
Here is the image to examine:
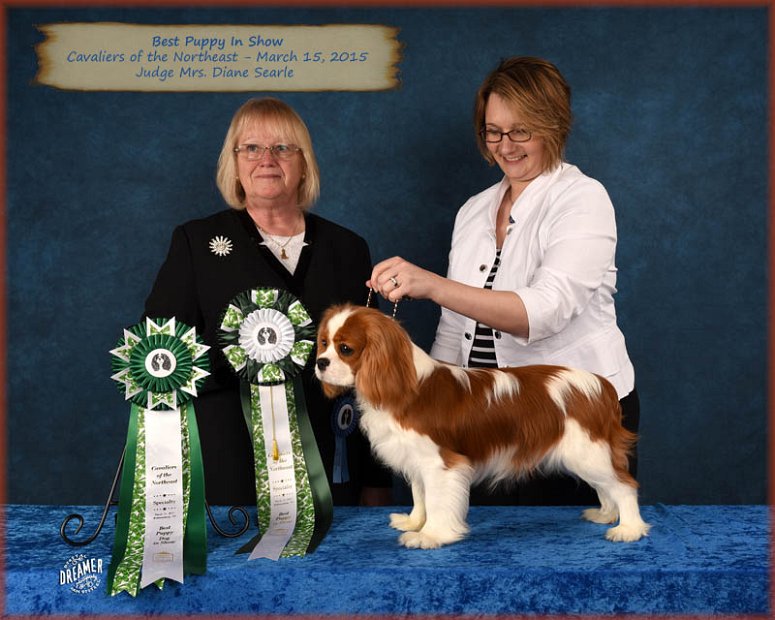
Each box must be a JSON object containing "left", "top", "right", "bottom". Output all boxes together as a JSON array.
[
  {"left": 320, "top": 338, "right": 328, "bottom": 348},
  {"left": 338, "top": 343, "right": 354, "bottom": 356}
]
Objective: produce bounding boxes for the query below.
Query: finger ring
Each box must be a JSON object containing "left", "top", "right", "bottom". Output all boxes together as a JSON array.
[{"left": 389, "top": 276, "right": 399, "bottom": 288}]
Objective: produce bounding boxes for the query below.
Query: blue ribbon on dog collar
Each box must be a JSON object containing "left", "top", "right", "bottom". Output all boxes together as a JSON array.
[{"left": 330, "top": 394, "right": 359, "bottom": 484}]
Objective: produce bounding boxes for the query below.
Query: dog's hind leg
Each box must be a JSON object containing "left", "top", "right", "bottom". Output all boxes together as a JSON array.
[
  {"left": 602, "top": 482, "right": 650, "bottom": 542},
  {"left": 556, "top": 420, "right": 650, "bottom": 542},
  {"left": 390, "top": 477, "right": 426, "bottom": 532},
  {"left": 398, "top": 464, "right": 472, "bottom": 549}
]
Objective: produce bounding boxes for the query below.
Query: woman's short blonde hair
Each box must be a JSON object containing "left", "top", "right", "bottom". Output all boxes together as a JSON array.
[
  {"left": 216, "top": 97, "right": 321, "bottom": 210},
  {"left": 474, "top": 57, "right": 572, "bottom": 173}
]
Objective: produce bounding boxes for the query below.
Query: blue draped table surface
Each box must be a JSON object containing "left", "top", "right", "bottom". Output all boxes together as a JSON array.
[{"left": 4, "top": 504, "right": 769, "bottom": 616}]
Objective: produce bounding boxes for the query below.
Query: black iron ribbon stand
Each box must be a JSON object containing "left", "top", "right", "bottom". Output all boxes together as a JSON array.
[{"left": 60, "top": 449, "right": 251, "bottom": 546}]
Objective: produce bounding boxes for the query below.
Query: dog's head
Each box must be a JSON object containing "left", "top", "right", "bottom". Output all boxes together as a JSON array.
[{"left": 315, "top": 304, "right": 418, "bottom": 409}]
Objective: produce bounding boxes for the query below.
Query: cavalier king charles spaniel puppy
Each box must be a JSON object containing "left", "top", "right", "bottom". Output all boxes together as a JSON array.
[{"left": 315, "top": 305, "right": 650, "bottom": 549}]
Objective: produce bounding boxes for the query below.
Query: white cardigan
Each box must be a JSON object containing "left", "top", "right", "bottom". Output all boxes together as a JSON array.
[{"left": 430, "top": 163, "right": 635, "bottom": 399}]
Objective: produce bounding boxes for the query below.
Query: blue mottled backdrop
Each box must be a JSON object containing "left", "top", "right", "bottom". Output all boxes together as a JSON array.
[{"left": 6, "top": 6, "right": 767, "bottom": 504}]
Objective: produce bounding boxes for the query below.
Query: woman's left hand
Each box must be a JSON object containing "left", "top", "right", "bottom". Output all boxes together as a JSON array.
[{"left": 367, "top": 256, "right": 440, "bottom": 303}]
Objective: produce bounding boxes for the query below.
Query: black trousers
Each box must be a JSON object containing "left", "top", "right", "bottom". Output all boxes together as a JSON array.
[{"left": 470, "top": 387, "right": 641, "bottom": 506}]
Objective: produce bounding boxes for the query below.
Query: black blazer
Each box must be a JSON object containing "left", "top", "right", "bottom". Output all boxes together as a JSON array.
[{"left": 145, "top": 208, "right": 388, "bottom": 505}]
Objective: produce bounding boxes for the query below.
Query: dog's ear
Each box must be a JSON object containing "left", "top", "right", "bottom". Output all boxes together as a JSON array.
[{"left": 355, "top": 310, "right": 418, "bottom": 411}]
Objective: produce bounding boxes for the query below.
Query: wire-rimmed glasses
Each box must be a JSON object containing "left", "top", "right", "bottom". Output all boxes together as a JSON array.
[{"left": 234, "top": 143, "right": 302, "bottom": 160}]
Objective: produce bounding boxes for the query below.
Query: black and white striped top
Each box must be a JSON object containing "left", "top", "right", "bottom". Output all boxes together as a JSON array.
[{"left": 467, "top": 249, "right": 502, "bottom": 368}]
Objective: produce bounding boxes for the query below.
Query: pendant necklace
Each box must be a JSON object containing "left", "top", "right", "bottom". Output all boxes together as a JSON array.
[{"left": 257, "top": 218, "right": 303, "bottom": 260}]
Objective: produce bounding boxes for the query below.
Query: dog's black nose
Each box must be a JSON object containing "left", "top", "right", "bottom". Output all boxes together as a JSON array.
[{"left": 316, "top": 358, "right": 330, "bottom": 371}]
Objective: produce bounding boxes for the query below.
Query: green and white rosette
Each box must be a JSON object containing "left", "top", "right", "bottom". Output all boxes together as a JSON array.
[
  {"left": 107, "top": 317, "right": 209, "bottom": 596},
  {"left": 219, "top": 288, "right": 332, "bottom": 560}
]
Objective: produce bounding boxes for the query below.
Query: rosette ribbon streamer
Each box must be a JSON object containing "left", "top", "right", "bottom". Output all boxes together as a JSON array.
[
  {"left": 219, "top": 288, "right": 332, "bottom": 560},
  {"left": 331, "top": 394, "right": 360, "bottom": 484},
  {"left": 107, "top": 318, "right": 210, "bottom": 596}
]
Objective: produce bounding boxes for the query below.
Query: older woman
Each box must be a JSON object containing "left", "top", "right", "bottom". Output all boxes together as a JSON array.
[
  {"left": 370, "top": 57, "right": 638, "bottom": 505},
  {"left": 146, "top": 97, "right": 391, "bottom": 506}
]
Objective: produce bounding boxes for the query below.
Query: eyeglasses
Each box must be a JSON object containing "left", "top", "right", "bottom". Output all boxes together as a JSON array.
[
  {"left": 481, "top": 127, "right": 532, "bottom": 143},
  {"left": 234, "top": 143, "right": 302, "bottom": 160}
]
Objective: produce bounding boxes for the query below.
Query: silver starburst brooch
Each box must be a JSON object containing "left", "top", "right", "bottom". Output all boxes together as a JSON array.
[{"left": 209, "top": 235, "right": 233, "bottom": 257}]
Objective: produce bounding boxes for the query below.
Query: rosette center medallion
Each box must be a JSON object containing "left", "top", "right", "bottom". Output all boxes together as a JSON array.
[
  {"left": 239, "top": 309, "right": 295, "bottom": 364},
  {"left": 145, "top": 348, "right": 178, "bottom": 378}
]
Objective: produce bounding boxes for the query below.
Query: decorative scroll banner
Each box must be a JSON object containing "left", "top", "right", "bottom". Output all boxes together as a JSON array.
[
  {"left": 34, "top": 23, "right": 401, "bottom": 92},
  {"left": 219, "top": 288, "right": 332, "bottom": 560},
  {"left": 107, "top": 318, "right": 209, "bottom": 597}
]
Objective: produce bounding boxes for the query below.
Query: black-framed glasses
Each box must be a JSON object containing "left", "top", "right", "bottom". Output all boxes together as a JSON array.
[
  {"left": 481, "top": 127, "right": 532, "bottom": 143},
  {"left": 234, "top": 143, "right": 302, "bottom": 160}
]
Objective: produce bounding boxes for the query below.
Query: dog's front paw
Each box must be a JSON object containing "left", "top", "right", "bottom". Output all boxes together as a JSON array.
[
  {"left": 390, "top": 512, "right": 425, "bottom": 532},
  {"left": 398, "top": 525, "right": 467, "bottom": 549},
  {"left": 398, "top": 531, "right": 444, "bottom": 549}
]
